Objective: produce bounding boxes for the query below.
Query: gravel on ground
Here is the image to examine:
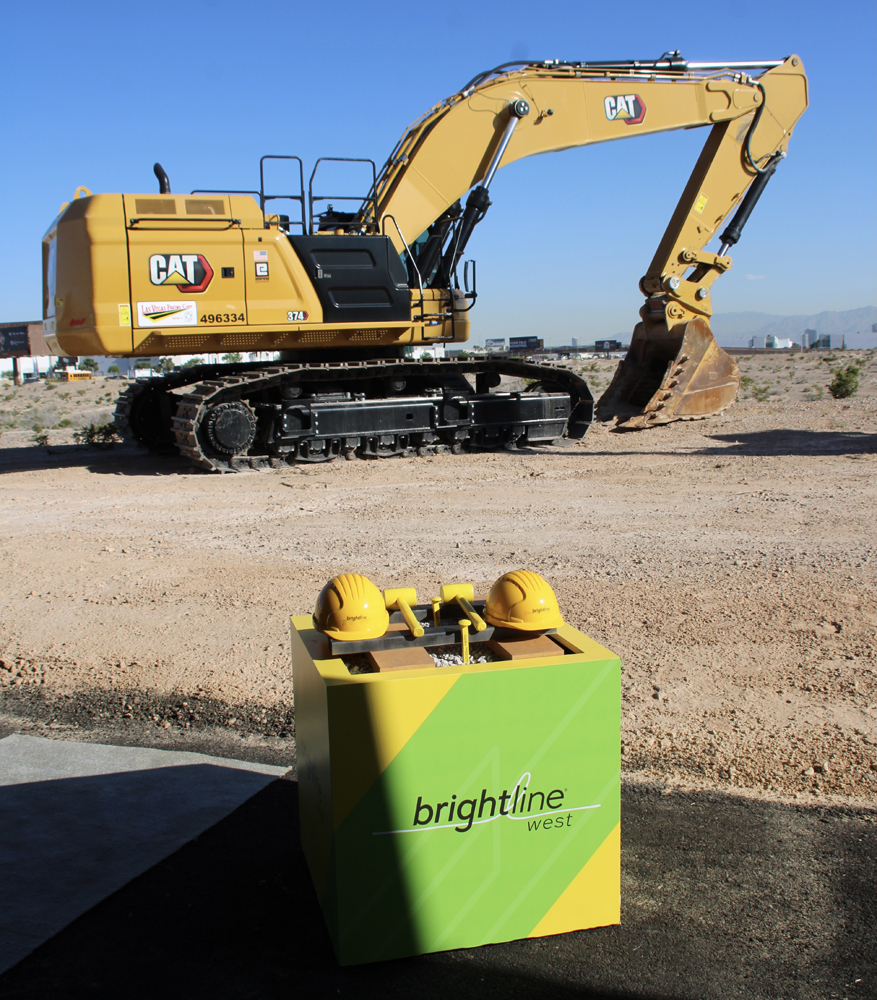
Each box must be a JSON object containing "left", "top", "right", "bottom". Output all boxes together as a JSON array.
[{"left": 1, "top": 354, "right": 875, "bottom": 810}]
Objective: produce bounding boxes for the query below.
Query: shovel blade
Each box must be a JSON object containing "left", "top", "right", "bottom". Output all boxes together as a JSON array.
[{"left": 596, "top": 317, "right": 739, "bottom": 430}]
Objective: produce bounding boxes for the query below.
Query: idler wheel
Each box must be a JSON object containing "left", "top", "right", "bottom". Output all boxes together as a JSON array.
[{"left": 204, "top": 401, "right": 256, "bottom": 455}]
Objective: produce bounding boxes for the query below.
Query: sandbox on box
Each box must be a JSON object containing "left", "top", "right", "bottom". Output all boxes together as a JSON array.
[{"left": 290, "top": 614, "right": 621, "bottom": 965}]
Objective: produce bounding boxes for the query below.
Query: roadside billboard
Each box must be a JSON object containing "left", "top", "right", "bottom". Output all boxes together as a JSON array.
[
  {"left": 0, "top": 322, "right": 50, "bottom": 358},
  {"left": 509, "top": 337, "right": 542, "bottom": 351}
]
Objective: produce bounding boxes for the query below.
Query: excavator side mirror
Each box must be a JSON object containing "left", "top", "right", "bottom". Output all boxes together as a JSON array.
[{"left": 463, "top": 259, "right": 477, "bottom": 298}]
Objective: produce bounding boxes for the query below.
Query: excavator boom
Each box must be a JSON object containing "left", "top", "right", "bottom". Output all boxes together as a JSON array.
[{"left": 370, "top": 53, "right": 807, "bottom": 427}]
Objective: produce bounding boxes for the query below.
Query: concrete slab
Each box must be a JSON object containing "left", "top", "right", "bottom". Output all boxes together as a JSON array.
[{"left": 0, "top": 735, "right": 289, "bottom": 974}]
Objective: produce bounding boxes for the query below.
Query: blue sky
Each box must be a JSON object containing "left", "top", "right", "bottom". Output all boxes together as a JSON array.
[{"left": 2, "top": 0, "right": 874, "bottom": 347}]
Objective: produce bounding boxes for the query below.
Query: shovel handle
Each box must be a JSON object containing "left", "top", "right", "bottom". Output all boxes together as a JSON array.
[
  {"left": 398, "top": 599, "right": 425, "bottom": 639},
  {"left": 456, "top": 596, "right": 487, "bottom": 632},
  {"left": 459, "top": 619, "right": 471, "bottom": 665}
]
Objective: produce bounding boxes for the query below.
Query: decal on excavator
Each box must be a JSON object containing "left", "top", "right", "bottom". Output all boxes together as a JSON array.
[
  {"left": 137, "top": 301, "right": 199, "bottom": 327},
  {"left": 603, "top": 94, "right": 646, "bottom": 125},
  {"left": 148, "top": 253, "right": 214, "bottom": 293}
]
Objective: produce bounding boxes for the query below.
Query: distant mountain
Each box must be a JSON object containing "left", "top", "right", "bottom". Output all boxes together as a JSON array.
[{"left": 711, "top": 307, "right": 877, "bottom": 348}]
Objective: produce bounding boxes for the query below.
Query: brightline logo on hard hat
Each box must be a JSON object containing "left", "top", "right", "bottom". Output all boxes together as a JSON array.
[
  {"left": 484, "top": 570, "right": 562, "bottom": 631},
  {"left": 314, "top": 573, "right": 390, "bottom": 641}
]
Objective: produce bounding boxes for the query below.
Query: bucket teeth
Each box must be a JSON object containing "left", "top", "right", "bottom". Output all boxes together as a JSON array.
[{"left": 596, "top": 317, "right": 739, "bottom": 430}]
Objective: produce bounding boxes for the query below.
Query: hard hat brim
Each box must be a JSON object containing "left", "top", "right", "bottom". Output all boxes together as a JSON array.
[{"left": 484, "top": 613, "right": 561, "bottom": 632}]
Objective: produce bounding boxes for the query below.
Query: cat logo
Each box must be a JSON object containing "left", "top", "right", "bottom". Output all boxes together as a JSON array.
[
  {"left": 148, "top": 254, "right": 214, "bottom": 293},
  {"left": 603, "top": 94, "right": 646, "bottom": 125}
]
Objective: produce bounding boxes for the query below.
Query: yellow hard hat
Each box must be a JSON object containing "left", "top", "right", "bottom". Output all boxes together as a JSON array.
[
  {"left": 485, "top": 570, "right": 563, "bottom": 632},
  {"left": 314, "top": 573, "right": 389, "bottom": 641}
]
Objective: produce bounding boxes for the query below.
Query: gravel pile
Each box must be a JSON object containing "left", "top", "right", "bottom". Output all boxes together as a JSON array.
[
  {"left": 428, "top": 643, "right": 499, "bottom": 667},
  {"left": 342, "top": 643, "right": 499, "bottom": 673}
]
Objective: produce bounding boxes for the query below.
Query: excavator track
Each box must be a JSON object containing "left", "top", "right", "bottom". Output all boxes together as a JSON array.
[{"left": 116, "top": 359, "right": 594, "bottom": 473}]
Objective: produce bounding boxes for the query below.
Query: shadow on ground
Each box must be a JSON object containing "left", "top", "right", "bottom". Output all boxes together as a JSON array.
[
  {"left": 0, "top": 777, "right": 872, "bottom": 1000},
  {"left": 0, "top": 444, "right": 197, "bottom": 476},
  {"left": 704, "top": 429, "right": 877, "bottom": 456},
  {"left": 585, "top": 427, "right": 877, "bottom": 458},
  {"left": 4, "top": 428, "right": 872, "bottom": 476}
]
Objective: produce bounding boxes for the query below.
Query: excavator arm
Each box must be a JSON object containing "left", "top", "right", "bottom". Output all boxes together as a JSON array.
[{"left": 369, "top": 53, "right": 808, "bottom": 427}]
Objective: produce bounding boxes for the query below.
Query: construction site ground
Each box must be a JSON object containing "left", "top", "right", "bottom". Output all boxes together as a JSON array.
[{"left": 0, "top": 350, "right": 875, "bottom": 997}]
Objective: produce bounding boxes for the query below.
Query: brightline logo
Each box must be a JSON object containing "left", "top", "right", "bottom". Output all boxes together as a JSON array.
[{"left": 373, "top": 772, "right": 600, "bottom": 836}]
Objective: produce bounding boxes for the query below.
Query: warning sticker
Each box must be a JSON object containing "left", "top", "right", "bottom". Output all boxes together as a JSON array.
[
  {"left": 253, "top": 249, "right": 268, "bottom": 261},
  {"left": 118, "top": 303, "right": 131, "bottom": 326},
  {"left": 694, "top": 194, "right": 709, "bottom": 215},
  {"left": 136, "top": 301, "right": 198, "bottom": 328}
]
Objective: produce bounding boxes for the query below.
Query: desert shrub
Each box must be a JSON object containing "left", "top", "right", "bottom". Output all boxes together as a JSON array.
[
  {"left": 804, "top": 385, "right": 824, "bottom": 402},
  {"left": 33, "top": 431, "right": 48, "bottom": 446},
  {"left": 751, "top": 384, "right": 771, "bottom": 402},
  {"left": 73, "top": 422, "right": 120, "bottom": 447},
  {"left": 828, "top": 363, "right": 861, "bottom": 399}
]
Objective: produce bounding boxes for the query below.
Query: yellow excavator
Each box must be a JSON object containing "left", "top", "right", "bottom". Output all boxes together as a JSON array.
[{"left": 42, "top": 52, "right": 807, "bottom": 470}]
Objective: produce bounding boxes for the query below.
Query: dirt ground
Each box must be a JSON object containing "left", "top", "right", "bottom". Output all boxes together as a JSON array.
[{"left": 1, "top": 352, "right": 875, "bottom": 809}]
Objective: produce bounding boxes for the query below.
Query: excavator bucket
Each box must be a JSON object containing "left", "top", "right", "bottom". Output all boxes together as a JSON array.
[{"left": 595, "top": 317, "right": 739, "bottom": 430}]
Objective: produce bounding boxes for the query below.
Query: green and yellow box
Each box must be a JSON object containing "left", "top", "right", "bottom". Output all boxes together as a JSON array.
[{"left": 290, "top": 615, "right": 620, "bottom": 965}]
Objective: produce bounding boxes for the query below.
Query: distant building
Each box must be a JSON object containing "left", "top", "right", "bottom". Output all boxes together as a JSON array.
[
  {"left": 406, "top": 344, "right": 446, "bottom": 359},
  {"left": 571, "top": 337, "right": 578, "bottom": 349},
  {"left": 765, "top": 335, "right": 793, "bottom": 349},
  {"left": 803, "top": 329, "right": 818, "bottom": 349},
  {"left": 749, "top": 336, "right": 766, "bottom": 349},
  {"left": 816, "top": 335, "right": 831, "bottom": 350},
  {"left": 0, "top": 321, "right": 53, "bottom": 383}
]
